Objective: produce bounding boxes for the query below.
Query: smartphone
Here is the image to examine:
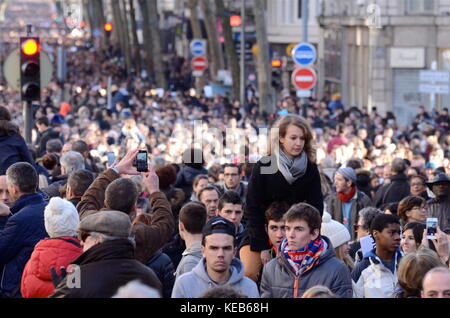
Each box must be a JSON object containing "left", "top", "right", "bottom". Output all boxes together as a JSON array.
[
  {"left": 135, "top": 150, "right": 149, "bottom": 172},
  {"left": 426, "top": 218, "right": 438, "bottom": 240},
  {"left": 107, "top": 152, "right": 115, "bottom": 166}
]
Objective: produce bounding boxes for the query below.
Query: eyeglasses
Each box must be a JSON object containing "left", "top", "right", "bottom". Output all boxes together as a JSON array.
[{"left": 224, "top": 173, "right": 239, "bottom": 177}]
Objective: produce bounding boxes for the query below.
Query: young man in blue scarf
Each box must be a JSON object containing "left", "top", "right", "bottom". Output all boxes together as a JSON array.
[{"left": 260, "top": 203, "right": 352, "bottom": 298}]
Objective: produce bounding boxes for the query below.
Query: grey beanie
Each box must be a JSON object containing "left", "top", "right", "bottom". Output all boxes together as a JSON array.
[{"left": 337, "top": 167, "right": 357, "bottom": 183}]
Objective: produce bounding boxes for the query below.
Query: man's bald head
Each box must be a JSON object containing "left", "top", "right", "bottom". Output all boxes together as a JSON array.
[{"left": 422, "top": 267, "right": 450, "bottom": 298}]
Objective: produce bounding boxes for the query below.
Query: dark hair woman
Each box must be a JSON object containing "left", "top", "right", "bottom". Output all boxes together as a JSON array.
[
  {"left": 0, "top": 106, "right": 34, "bottom": 175},
  {"left": 241, "top": 115, "right": 323, "bottom": 283}
]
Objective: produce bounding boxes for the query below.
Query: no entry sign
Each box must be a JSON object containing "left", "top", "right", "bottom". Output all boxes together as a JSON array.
[
  {"left": 292, "top": 67, "right": 317, "bottom": 91},
  {"left": 191, "top": 56, "right": 208, "bottom": 72}
]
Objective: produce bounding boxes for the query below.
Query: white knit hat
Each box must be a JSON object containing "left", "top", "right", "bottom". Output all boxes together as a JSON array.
[
  {"left": 44, "top": 197, "right": 80, "bottom": 238},
  {"left": 320, "top": 212, "right": 351, "bottom": 249}
]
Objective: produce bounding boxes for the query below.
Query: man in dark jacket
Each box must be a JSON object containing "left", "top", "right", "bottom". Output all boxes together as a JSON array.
[
  {"left": 77, "top": 149, "right": 174, "bottom": 263},
  {"left": 426, "top": 173, "right": 450, "bottom": 231},
  {"left": 35, "top": 117, "right": 61, "bottom": 158},
  {"left": 327, "top": 167, "right": 373, "bottom": 240},
  {"left": 374, "top": 158, "right": 411, "bottom": 208},
  {"left": 174, "top": 148, "right": 208, "bottom": 199},
  {"left": 0, "top": 162, "right": 48, "bottom": 297},
  {"left": 50, "top": 210, "right": 162, "bottom": 298},
  {"left": 260, "top": 203, "right": 352, "bottom": 298}
]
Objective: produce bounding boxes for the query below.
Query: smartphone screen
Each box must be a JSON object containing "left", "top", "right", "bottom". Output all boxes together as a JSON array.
[
  {"left": 426, "top": 218, "right": 438, "bottom": 239},
  {"left": 107, "top": 152, "right": 115, "bottom": 166},
  {"left": 137, "top": 152, "right": 147, "bottom": 162}
]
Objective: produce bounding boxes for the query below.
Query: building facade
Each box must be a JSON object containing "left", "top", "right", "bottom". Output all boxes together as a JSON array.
[{"left": 319, "top": 0, "right": 450, "bottom": 125}]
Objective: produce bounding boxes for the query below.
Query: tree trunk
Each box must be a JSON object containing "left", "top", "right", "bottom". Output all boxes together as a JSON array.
[
  {"left": 120, "top": 0, "right": 133, "bottom": 72},
  {"left": 148, "top": 0, "right": 168, "bottom": 89},
  {"left": 110, "top": 0, "right": 126, "bottom": 56},
  {"left": 93, "top": 0, "right": 107, "bottom": 47},
  {"left": 128, "top": 0, "right": 141, "bottom": 75},
  {"left": 215, "top": 0, "right": 240, "bottom": 98},
  {"left": 254, "top": 0, "right": 274, "bottom": 115},
  {"left": 137, "top": 0, "right": 154, "bottom": 81},
  {"left": 200, "top": 0, "right": 224, "bottom": 82},
  {"left": 188, "top": 0, "right": 205, "bottom": 94}
]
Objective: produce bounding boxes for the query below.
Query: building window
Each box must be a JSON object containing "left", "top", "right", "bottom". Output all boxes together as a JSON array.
[
  {"left": 298, "top": 0, "right": 303, "bottom": 19},
  {"left": 406, "top": 0, "right": 435, "bottom": 14}
]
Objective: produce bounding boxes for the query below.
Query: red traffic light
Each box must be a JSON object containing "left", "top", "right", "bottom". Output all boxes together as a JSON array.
[
  {"left": 272, "top": 59, "right": 282, "bottom": 68},
  {"left": 104, "top": 23, "right": 113, "bottom": 32},
  {"left": 230, "top": 15, "right": 242, "bottom": 27},
  {"left": 22, "top": 39, "right": 40, "bottom": 56}
]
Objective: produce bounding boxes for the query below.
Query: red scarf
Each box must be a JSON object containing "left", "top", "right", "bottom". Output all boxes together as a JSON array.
[{"left": 337, "top": 186, "right": 356, "bottom": 203}]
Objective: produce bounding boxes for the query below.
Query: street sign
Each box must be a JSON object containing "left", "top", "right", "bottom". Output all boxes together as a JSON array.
[
  {"left": 190, "top": 39, "right": 207, "bottom": 56},
  {"left": 193, "top": 70, "right": 204, "bottom": 77},
  {"left": 420, "top": 71, "right": 450, "bottom": 83},
  {"left": 3, "top": 48, "right": 53, "bottom": 92},
  {"left": 292, "top": 43, "right": 317, "bottom": 66},
  {"left": 296, "top": 90, "right": 312, "bottom": 98},
  {"left": 292, "top": 67, "right": 317, "bottom": 91},
  {"left": 191, "top": 56, "right": 208, "bottom": 72},
  {"left": 419, "top": 84, "right": 449, "bottom": 95}
]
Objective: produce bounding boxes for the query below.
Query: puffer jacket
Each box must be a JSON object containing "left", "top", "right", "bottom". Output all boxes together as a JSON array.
[
  {"left": 351, "top": 249, "right": 402, "bottom": 298},
  {"left": 171, "top": 258, "right": 260, "bottom": 298},
  {"left": 0, "top": 193, "right": 48, "bottom": 297},
  {"left": 260, "top": 236, "right": 353, "bottom": 298},
  {"left": 146, "top": 251, "right": 175, "bottom": 298},
  {"left": 21, "top": 237, "right": 83, "bottom": 298}
]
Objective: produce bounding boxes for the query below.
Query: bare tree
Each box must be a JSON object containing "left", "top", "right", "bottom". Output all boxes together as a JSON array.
[
  {"left": 253, "top": 0, "right": 274, "bottom": 114},
  {"left": 148, "top": 0, "right": 167, "bottom": 89},
  {"left": 200, "top": 0, "right": 225, "bottom": 82},
  {"left": 128, "top": 0, "right": 141, "bottom": 75},
  {"left": 137, "top": 0, "right": 154, "bottom": 80},
  {"left": 215, "top": 0, "right": 240, "bottom": 98}
]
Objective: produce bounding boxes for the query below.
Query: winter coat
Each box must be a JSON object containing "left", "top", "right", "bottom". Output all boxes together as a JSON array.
[
  {"left": 162, "top": 233, "right": 186, "bottom": 269},
  {"left": 260, "top": 236, "right": 353, "bottom": 298},
  {"left": 50, "top": 239, "right": 162, "bottom": 298},
  {"left": 326, "top": 190, "right": 373, "bottom": 240},
  {"left": 426, "top": 196, "right": 450, "bottom": 232},
  {"left": 171, "top": 257, "right": 260, "bottom": 298},
  {"left": 36, "top": 128, "right": 61, "bottom": 158},
  {"left": 21, "top": 237, "right": 82, "bottom": 298},
  {"left": 0, "top": 193, "right": 48, "bottom": 297},
  {"left": 175, "top": 241, "right": 202, "bottom": 279},
  {"left": 0, "top": 129, "right": 34, "bottom": 175},
  {"left": 351, "top": 249, "right": 402, "bottom": 298},
  {"left": 245, "top": 157, "right": 323, "bottom": 251},
  {"left": 374, "top": 173, "right": 411, "bottom": 208},
  {"left": 77, "top": 168, "right": 175, "bottom": 263},
  {"left": 146, "top": 251, "right": 175, "bottom": 298},
  {"left": 174, "top": 165, "right": 208, "bottom": 199}
]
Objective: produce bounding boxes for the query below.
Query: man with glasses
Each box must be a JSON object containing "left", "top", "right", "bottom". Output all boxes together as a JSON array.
[
  {"left": 220, "top": 164, "right": 247, "bottom": 205},
  {"left": 171, "top": 216, "right": 259, "bottom": 298},
  {"left": 50, "top": 211, "right": 162, "bottom": 298}
]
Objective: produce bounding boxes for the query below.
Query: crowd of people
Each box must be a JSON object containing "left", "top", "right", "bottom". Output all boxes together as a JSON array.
[{"left": 0, "top": 38, "right": 450, "bottom": 299}]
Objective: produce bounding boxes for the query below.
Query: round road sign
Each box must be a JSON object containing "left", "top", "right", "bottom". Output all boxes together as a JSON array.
[
  {"left": 292, "top": 67, "right": 317, "bottom": 91},
  {"left": 292, "top": 43, "right": 317, "bottom": 66},
  {"left": 191, "top": 56, "right": 208, "bottom": 72}
]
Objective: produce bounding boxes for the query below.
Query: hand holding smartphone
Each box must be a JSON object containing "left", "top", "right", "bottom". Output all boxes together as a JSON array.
[
  {"left": 133, "top": 150, "right": 149, "bottom": 172},
  {"left": 426, "top": 218, "right": 438, "bottom": 240}
]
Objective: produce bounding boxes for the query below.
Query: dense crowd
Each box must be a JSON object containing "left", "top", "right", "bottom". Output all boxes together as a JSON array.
[{"left": 0, "top": 38, "right": 449, "bottom": 299}]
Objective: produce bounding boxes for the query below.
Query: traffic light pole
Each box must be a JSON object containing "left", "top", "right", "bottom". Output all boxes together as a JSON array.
[{"left": 24, "top": 100, "right": 33, "bottom": 144}]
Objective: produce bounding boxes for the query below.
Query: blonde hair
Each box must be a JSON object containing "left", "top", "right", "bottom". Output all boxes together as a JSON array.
[
  {"left": 302, "top": 285, "right": 336, "bottom": 298},
  {"left": 335, "top": 245, "right": 354, "bottom": 270},
  {"left": 397, "top": 248, "right": 444, "bottom": 298},
  {"left": 270, "top": 115, "right": 316, "bottom": 163}
]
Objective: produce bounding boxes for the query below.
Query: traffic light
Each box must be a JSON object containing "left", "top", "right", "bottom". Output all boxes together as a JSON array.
[
  {"left": 104, "top": 23, "right": 113, "bottom": 37},
  {"left": 20, "top": 37, "right": 40, "bottom": 101},
  {"left": 271, "top": 59, "right": 282, "bottom": 90}
]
